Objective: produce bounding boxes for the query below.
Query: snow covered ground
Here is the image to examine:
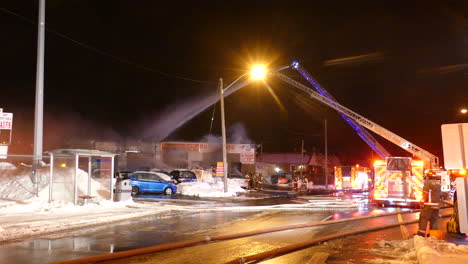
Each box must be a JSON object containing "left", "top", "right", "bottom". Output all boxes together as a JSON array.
[{"left": 0, "top": 163, "right": 248, "bottom": 243}]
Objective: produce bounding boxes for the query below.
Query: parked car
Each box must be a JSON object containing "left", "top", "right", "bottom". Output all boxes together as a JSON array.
[
  {"left": 129, "top": 171, "right": 177, "bottom": 195},
  {"left": 228, "top": 174, "right": 248, "bottom": 189},
  {"left": 115, "top": 170, "right": 132, "bottom": 180},
  {"left": 149, "top": 169, "right": 177, "bottom": 183},
  {"left": 169, "top": 169, "right": 197, "bottom": 183}
]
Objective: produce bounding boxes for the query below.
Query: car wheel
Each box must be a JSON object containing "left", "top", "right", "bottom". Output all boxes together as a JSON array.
[
  {"left": 164, "top": 187, "right": 173, "bottom": 195},
  {"left": 131, "top": 186, "right": 139, "bottom": 196}
]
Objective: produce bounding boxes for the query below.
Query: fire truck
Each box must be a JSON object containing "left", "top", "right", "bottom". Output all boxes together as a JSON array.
[
  {"left": 372, "top": 158, "right": 425, "bottom": 207},
  {"left": 334, "top": 165, "right": 370, "bottom": 192},
  {"left": 274, "top": 62, "right": 447, "bottom": 206}
]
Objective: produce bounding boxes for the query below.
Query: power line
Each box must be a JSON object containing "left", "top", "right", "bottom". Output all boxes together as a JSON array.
[{"left": 1, "top": 7, "right": 215, "bottom": 84}]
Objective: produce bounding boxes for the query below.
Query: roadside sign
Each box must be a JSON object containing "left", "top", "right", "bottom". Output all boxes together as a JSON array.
[
  {"left": 441, "top": 123, "right": 468, "bottom": 169},
  {"left": 0, "top": 112, "right": 13, "bottom": 129},
  {"left": 216, "top": 161, "right": 224, "bottom": 177}
]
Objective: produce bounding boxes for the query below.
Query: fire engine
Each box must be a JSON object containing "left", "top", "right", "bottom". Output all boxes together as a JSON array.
[
  {"left": 334, "top": 165, "right": 370, "bottom": 192},
  {"left": 372, "top": 158, "right": 424, "bottom": 207},
  {"left": 274, "top": 61, "right": 448, "bottom": 207}
]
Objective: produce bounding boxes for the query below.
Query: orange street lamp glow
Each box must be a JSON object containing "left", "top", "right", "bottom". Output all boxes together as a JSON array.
[
  {"left": 250, "top": 64, "right": 267, "bottom": 80},
  {"left": 461, "top": 108, "right": 468, "bottom": 114}
]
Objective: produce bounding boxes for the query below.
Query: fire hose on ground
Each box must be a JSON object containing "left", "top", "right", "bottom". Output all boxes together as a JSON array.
[
  {"left": 48, "top": 208, "right": 453, "bottom": 264},
  {"left": 225, "top": 212, "right": 452, "bottom": 264}
]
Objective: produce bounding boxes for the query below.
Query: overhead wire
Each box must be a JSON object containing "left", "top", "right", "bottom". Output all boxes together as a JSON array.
[{"left": 0, "top": 7, "right": 215, "bottom": 84}]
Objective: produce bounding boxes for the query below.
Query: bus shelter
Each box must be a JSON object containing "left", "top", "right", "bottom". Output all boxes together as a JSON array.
[{"left": 48, "top": 149, "right": 117, "bottom": 205}]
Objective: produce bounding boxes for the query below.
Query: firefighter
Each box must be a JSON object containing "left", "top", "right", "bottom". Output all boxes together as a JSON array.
[
  {"left": 291, "top": 176, "right": 298, "bottom": 191},
  {"left": 245, "top": 172, "right": 254, "bottom": 190},
  {"left": 417, "top": 170, "right": 441, "bottom": 236},
  {"left": 255, "top": 173, "right": 264, "bottom": 190}
]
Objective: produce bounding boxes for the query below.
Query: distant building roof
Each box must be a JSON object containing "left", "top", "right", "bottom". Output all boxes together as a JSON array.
[
  {"left": 308, "top": 152, "right": 341, "bottom": 167},
  {"left": 257, "top": 153, "right": 311, "bottom": 164},
  {"left": 257, "top": 152, "right": 341, "bottom": 167}
]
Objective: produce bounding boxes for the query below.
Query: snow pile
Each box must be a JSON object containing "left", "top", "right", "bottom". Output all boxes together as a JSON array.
[
  {"left": 366, "top": 236, "right": 468, "bottom": 264},
  {"left": 192, "top": 169, "right": 216, "bottom": 183},
  {"left": 0, "top": 162, "right": 16, "bottom": 170},
  {"left": 367, "top": 239, "right": 417, "bottom": 263},
  {"left": 413, "top": 235, "right": 468, "bottom": 264},
  {"left": 0, "top": 162, "right": 110, "bottom": 204},
  {"left": 0, "top": 197, "right": 135, "bottom": 214},
  {"left": 177, "top": 179, "right": 246, "bottom": 197}
]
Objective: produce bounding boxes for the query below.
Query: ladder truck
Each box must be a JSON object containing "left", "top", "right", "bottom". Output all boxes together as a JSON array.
[
  {"left": 291, "top": 61, "right": 390, "bottom": 160},
  {"left": 334, "top": 165, "right": 370, "bottom": 192},
  {"left": 275, "top": 63, "right": 441, "bottom": 206}
]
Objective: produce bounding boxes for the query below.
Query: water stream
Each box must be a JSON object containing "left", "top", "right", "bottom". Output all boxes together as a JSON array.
[{"left": 143, "top": 79, "right": 251, "bottom": 141}]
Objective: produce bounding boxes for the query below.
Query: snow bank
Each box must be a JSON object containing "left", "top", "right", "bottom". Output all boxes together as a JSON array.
[
  {"left": 192, "top": 169, "right": 216, "bottom": 183},
  {"left": 413, "top": 235, "right": 468, "bottom": 264},
  {"left": 367, "top": 236, "right": 468, "bottom": 264},
  {"left": 0, "top": 198, "right": 135, "bottom": 214},
  {"left": 0, "top": 162, "right": 16, "bottom": 170},
  {"left": 0, "top": 162, "right": 110, "bottom": 204},
  {"left": 177, "top": 179, "right": 246, "bottom": 197}
]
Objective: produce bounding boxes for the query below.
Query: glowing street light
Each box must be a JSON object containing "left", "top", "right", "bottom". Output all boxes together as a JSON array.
[
  {"left": 461, "top": 108, "right": 467, "bottom": 114},
  {"left": 250, "top": 64, "right": 267, "bottom": 80},
  {"left": 219, "top": 64, "right": 268, "bottom": 192}
]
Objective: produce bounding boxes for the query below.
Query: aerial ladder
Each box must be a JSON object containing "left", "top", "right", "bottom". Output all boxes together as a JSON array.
[
  {"left": 274, "top": 67, "right": 440, "bottom": 206},
  {"left": 290, "top": 61, "right": 390, "bottom": 159},
  {"left": 274, "top": 69, "right": 439, "bottom": 168}
]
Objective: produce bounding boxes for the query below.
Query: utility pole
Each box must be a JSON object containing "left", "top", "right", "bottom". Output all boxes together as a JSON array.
[
  {"left": 219, "top": 78, "right": 228, "bottom": 193},
  {"left": 324, "top": 118, "right": 328, "bottom": 188},
  {"left": 33, "top": 0, "right": 46, "bottom": 196},
  {"left": 300, "top": 139, "right": 304, "bottom": 179}
]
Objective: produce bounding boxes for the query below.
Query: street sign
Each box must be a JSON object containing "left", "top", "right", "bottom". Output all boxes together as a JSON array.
[
  {"left": 441, "top": 123, "right": 468, "bottom": 169},
  {"left": 0, "top": 112, "right": 13, "bottom": 129},
  {"left": 216, "top": 161, "right": 224, "bottom": 177}
]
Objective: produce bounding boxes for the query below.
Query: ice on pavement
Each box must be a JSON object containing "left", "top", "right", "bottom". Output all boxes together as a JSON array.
[{"left": 366, "top": 236, "right": 468, "bottom": 264}]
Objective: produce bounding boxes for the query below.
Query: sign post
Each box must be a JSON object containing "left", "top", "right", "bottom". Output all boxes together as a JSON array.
[{"left": 216, "top": 162, "right": 224, "bottom": 177}]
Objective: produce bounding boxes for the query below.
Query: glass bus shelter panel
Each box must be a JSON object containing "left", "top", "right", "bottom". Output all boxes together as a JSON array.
[
  {"left": 51, "top": 155, "right": 76, "bottom": 203},
  {"left": 90, "top": 156, "right": 113, "bottom": 200}
]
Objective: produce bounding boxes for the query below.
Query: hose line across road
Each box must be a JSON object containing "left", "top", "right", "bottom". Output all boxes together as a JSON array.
[{"left": 49, "top": 208, "right": 454, "bottom": 264}]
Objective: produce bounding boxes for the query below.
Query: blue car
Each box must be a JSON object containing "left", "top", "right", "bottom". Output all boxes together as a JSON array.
[{"left": 129, "top": 171, "right": 177, "bottom": 195}]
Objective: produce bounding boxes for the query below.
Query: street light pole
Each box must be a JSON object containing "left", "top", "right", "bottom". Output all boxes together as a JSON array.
[
  {"left": 219, "top": 78, "right": 229, "bottom": 192},
  {"left": 324, "top": 118, "right": 328, "bottom": 188},
  {"left": 33, "top": 0, "right": 46, "bottom": 196},
  {"left": 217, "top": 65, "right": 267, "bottom": 193}
]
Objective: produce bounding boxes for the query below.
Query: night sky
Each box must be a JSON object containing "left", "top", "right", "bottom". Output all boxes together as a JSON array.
[{"left": 1, "top": 1, "right": 467, "bottom": 166}]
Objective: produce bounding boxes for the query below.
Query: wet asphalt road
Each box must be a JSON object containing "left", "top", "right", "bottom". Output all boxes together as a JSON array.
[{"left": 0, "top": 192, "right": 461, "bottom": 264}]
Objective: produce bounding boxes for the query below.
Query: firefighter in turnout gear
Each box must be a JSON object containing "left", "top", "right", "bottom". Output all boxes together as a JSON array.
[
  {"left": 417, "top": 170, "right": 441, "bottom": 236},
  {"left": 245, "top": 172, "right": 254, "bottom": 190},
  {"left": 254, "top": 173, "right": 264, "bottom": 190}
]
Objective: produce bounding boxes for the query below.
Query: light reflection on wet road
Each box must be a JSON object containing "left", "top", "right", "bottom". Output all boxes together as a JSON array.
[{"left": 0, "top": 194, "right": 426, "bottom": 264}]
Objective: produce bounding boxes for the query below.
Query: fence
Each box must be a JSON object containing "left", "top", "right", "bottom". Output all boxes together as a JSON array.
[{"left": 0, "top": 151, "right": 116, "bottom": 205}]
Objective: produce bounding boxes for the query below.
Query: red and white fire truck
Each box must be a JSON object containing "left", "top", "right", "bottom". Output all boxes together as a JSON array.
[
  {"left": 277, "top": 62, "right": 450, "bottom": 207},
  {"left": 334, "top": 165, "right": 370, "bottom": 192}
]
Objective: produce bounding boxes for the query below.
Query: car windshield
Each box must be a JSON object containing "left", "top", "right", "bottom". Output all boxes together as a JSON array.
[
  {"left": 154, "top": 172, "right": 172, "bottom": 182},
  {"left": 180, "top": 171, "right": 196, "bottom": 178}
]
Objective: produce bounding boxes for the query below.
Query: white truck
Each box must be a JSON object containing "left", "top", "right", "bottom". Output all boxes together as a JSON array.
[{"left": 441, "top": 123, "right": 468, "bottom": 233}]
